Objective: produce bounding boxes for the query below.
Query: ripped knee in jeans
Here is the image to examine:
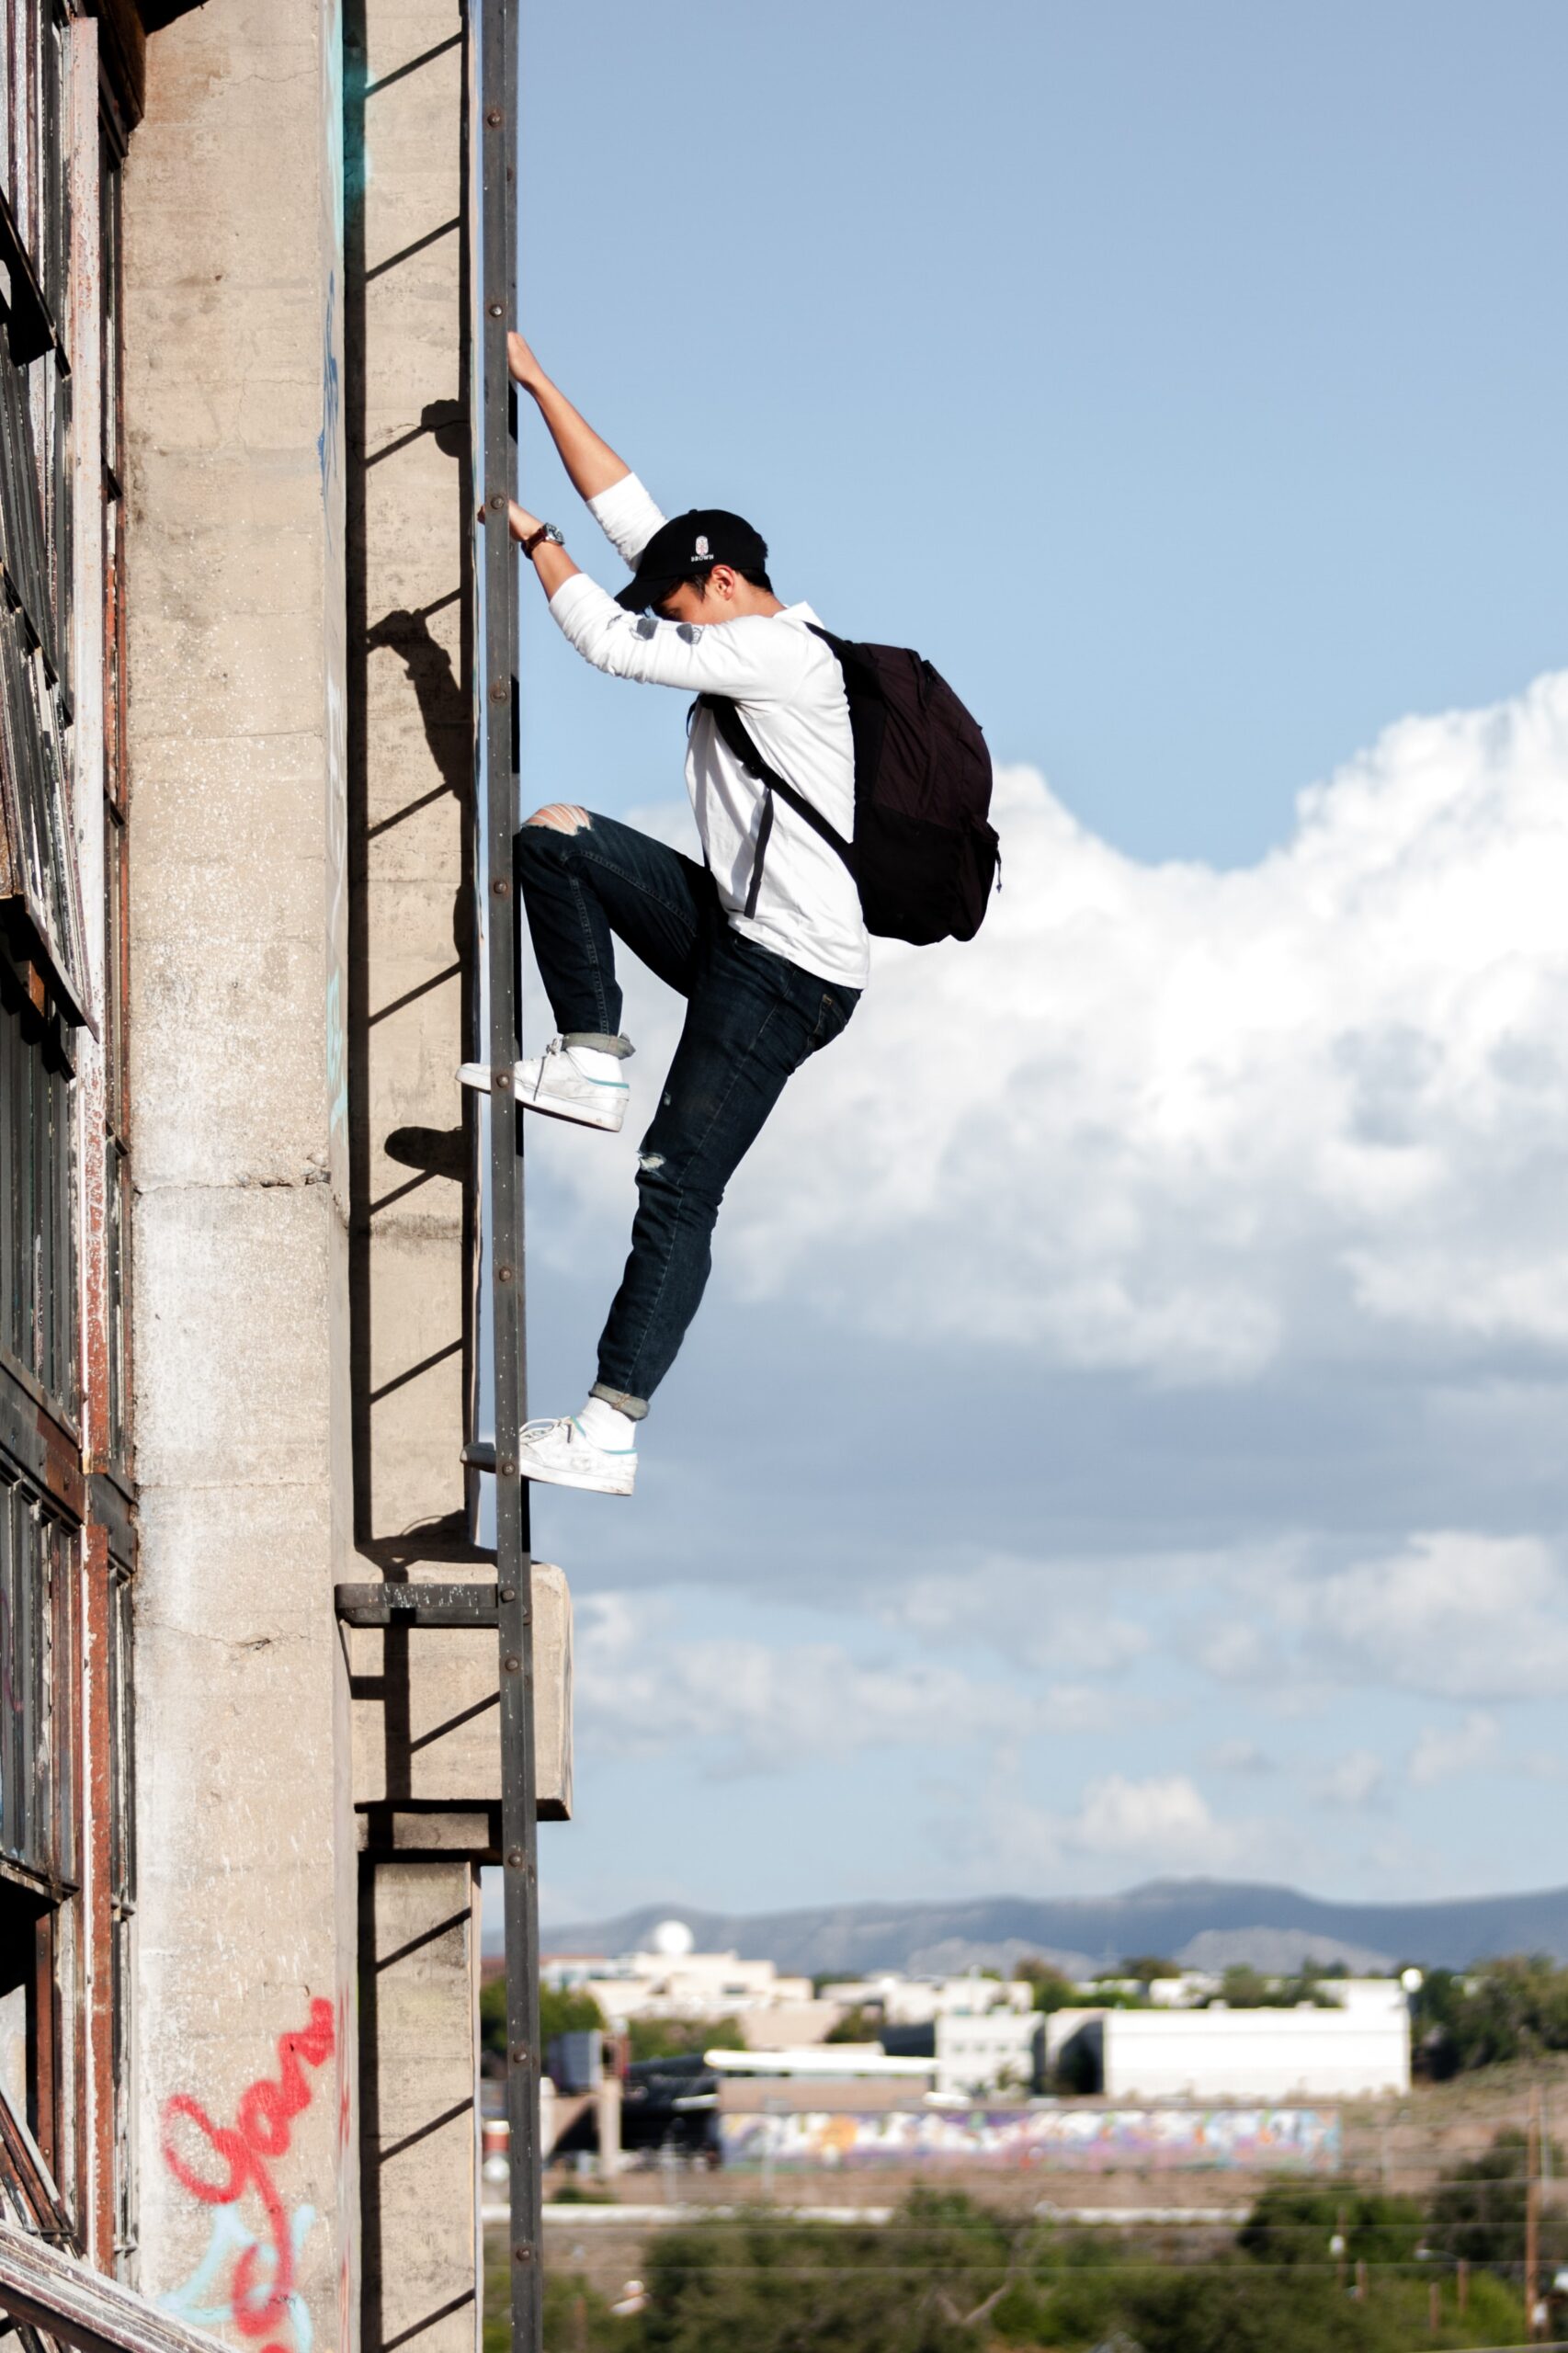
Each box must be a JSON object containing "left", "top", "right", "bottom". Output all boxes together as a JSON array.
[{"left": 524, "top": 802, "right": 590, "bottom": 835}]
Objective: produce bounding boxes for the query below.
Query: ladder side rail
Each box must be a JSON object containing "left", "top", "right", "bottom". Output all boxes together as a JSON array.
[{"left": 474, "top": 4, "right": 542, "bottom": 2349}]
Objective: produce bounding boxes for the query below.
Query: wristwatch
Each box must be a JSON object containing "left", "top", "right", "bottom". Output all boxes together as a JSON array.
[{"left": 519, "top": 521, "right": 564, "bottom": 559}]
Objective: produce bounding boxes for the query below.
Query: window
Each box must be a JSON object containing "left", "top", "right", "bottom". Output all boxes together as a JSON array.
[
  {"left": 0, "top": 957, "right": 76, "bottom": 1418},
  {"left": 0, "top": 1, "right": 135, "bottom": 2265},
  {"left": 107, "top": 1560, "right": 134, "bottom": 2261},
  {"left": 0, "top": 1478, "right": 62, "bottom": 1881}
]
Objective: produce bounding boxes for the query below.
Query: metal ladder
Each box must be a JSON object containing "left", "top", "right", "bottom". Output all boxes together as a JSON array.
[{"left": 336, "top": 0, "right": 543, "bottom": 2343}]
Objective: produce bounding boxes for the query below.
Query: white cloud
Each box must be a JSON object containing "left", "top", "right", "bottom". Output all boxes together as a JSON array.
[
  {"left": 548, "top": 670, "right": 1568, "bottom": 1386},
  {"left": 1207, "top": 1739, "right": 1277, "bottom": 1778},
  {"left": 1069, "top": 1772, "right": 1233, "bottom": 1861},
  {"left": 1312, "top": 1749, "right": 1387, "bottom": 1811},
  {"left": 1408, "top": 1711, "right": 1501, "bottom": 1788},
  {"left": 571, "top": 1592, "right": 1109, "bottom": 1773},
  {"left": 1278, "top": 1530, "right": 1568, "bottom": 1702},
  {"left": 883, "top": 1552, "right": 1156, "bottom": 1676},
  {"left": 943, "top": 1768, "right": 1286, "bottom": 1887},
  {"left": 1166, "top": 1528, "right": 1568, "bottom": 1707}
]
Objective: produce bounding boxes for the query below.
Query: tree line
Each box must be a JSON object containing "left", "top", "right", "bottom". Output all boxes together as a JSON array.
[
  {"left": 494, "top": 2140, "right": 1560, "bottom": 2353},
  {"left": 1017, "top": 1949, "right": 1568, "bottom": 2076}
]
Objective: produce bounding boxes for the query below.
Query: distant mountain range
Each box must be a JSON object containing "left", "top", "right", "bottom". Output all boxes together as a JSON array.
[{"left": 538, "top": 1879, "right": 1568, "bottom": 1977}]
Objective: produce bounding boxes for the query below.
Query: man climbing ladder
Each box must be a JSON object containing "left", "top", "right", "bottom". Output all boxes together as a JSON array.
[{"left": 461, "top": 332, "right": 867, "bottom": 1497}]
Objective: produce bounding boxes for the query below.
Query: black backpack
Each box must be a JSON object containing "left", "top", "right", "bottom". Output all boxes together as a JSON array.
[{"left": 699, "top": 624, "right": 999, "bottom": 947}]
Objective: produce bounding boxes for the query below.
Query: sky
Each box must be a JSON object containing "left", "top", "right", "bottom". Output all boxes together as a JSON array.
[{"left": 495, "top": 0, "right": 1568, "bottom": 1940}]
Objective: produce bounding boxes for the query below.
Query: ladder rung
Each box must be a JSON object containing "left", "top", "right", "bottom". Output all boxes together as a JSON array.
[{"left": 335, "top": 1581, "right": 500, "bottom": 1630}]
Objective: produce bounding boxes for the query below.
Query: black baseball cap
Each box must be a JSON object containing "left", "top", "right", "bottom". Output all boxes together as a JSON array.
[{"left": 614, "top": 507, "right": 769, "bottom": 613}]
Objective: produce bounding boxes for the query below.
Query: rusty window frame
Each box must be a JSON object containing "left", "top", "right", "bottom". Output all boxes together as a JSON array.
[
  {"left": 0, "top": 1464, "right": 82, "bottom": 2246},
  {"left": 0, "top": 4, "right": 125, "bottom": 2279},
  {"left": 0, "top": 1472, "right": 77, "bottom": 1892},
  {"left": 0, "top": 963, "right": 76, "bottom": 1421},
  {"left": 105, "top": 1558, "right": 132, "bottom": 2263},
  {"left": 0, "top": 0, "right": 86, "bottom": 1030},
  {"left": 101, "top": 108, "right": 134, "bottom": 2263},
  {"left": 99, "top": 127, "right": 128, "bottom": 1478}
]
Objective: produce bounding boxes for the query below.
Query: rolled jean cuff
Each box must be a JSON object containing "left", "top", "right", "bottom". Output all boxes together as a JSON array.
[
  {"left": 565, "top": 1031, "right": 634, "bottom": 1059},
  {"left": 591, "top": 1381, "right": 648, "bottom": 1422}
]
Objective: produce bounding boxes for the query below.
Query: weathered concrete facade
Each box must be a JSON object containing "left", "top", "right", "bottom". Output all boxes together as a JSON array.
[
  {"left": 117, "top": 5, "right": 566, "bottom": 2351},
  {"left": 124, "top": 0, "right": 359, "bottom": 2340}
]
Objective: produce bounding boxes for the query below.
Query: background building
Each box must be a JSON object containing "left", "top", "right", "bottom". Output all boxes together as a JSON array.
[
  {"left": 544, "top": 1919, "right": 823, "bottom": 2040},
  {"left": 819, "top": 1972, "right": 1035, "bottom": 2027},
  {"left": 1050, "top": 2003, "right": 1411, "bottom": 2102}
]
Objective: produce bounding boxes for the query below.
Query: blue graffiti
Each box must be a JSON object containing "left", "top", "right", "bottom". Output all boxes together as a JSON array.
[
  {"left": 159, "top": 2200, "right": 320, "bottom": 2353},
  {"left": 317, "top": 266, "right": 341, "bottom": 506}
]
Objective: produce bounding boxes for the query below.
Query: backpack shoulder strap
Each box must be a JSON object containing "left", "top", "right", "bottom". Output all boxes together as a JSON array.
[{"left": 697, "top": 693, "right": 855, "bottom": 868}]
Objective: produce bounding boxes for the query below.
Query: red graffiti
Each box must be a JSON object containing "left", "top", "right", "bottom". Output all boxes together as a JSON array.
[{"left": 162, "top": 1996, "right": 335, "bottom": 2353}]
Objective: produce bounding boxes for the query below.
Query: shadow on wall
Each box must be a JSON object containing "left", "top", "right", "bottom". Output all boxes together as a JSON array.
[{"left": 343, "top": 0, "right": 477, "bottom": 1567}]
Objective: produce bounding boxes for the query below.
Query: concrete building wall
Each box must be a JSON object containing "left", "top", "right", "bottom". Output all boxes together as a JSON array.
[
  {"left": 358, "top": 1864, "right": 482, "bottom": 2353},
  {"left": 123, "top": 8, "right": 571, "bottom": 2348},
  {"left": 123, "top": 3, "right": 357, "bottom": 2347}
]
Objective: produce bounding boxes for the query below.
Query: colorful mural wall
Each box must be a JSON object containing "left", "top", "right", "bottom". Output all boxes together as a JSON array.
[{"left": 719, "top": 2104, "right": 1340, "bottom": 2174}]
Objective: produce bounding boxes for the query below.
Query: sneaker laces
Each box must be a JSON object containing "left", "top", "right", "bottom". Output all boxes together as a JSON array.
[
  {"left": 518, "top": 1038, "right": 563, "bottom": 1096},
  {"left": 519, "top": 1415, "right": 572, "bottom": 1445}
]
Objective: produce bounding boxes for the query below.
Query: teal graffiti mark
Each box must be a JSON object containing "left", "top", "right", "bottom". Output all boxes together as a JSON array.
[
  {"left": 160, "top": 2203, "right": 320, "bottom": 2353},
  {"left": 319, "top": 255, "right": 348, "bottom": 1146},
  {"left": 317, "top": 265, "right": 341, "bottom": 505},
  {"left": 160, "top": 1996, "right": 335, "bottom": 2353},
  {"left": 324, "top": 960, "right": 347, "bottom": 1146}
]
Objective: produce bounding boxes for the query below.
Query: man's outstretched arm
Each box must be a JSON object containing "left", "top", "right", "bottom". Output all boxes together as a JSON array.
[
  {"left": 510, "top": 331, "right": 630, "bottom": 503},
  {"left": 509, "top": 331, "right": 665, "bottom": 564}
]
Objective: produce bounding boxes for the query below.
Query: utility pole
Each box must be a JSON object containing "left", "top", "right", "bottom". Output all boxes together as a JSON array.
[{"left": 1526, "top": 2085, "right": 1541, "bottom": 2343}]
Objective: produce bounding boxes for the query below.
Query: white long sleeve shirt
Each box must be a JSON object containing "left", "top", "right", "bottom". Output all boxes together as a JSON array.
[{"left": 546, "top": 472, "right": 869, "bottom": 992}]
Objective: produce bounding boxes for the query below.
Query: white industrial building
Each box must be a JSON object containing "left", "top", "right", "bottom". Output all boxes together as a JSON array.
[
  {"left": 935, "top": 2010, "right": 1045, "bottom": 2096},
  {"left": 1052, "top": 2000, "right": 1410, "bottom": 2100}
]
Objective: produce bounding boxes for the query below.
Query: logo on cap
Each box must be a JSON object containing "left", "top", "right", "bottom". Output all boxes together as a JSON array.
[{"left": 694, "top": 535, "right": 710, "bottom": 558}]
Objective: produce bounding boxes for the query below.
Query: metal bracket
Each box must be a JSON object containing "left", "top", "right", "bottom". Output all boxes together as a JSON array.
[{"left": 334, "top": 1582, "right": 500, "bottom": 1631}]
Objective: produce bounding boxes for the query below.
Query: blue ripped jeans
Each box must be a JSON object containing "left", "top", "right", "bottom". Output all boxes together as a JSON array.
[{"left": 515, "top": 812, "right": 859, "bottom": 1419}]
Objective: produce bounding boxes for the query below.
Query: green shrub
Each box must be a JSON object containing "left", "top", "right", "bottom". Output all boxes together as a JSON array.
[
  {"left": 626, "top": 2014, "right": 742, "bottom": 2063},
  {"left": 1413, "top": 1956, "right": 1568, "bottom": 2076},
  {"left": 481, "top": 1976, "right": 607, "bottom": 2062},
  {"left": 1239, "top": 2181, "right": 1424, "bottom": 2268},
  {"left": 1426, "top": 2124, "right": 1568, "bottom": 2272},
  {"left": 824, "top": 2002, "right": 883, "bottom": 2044}
]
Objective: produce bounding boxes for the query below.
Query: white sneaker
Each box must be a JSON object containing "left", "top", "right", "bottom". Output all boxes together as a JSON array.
[
  {"left": 516, "top": 1414, "right": 636, "bottom": 1497},
  {"left": 457, "top": 1037, "right": 629, "bottom": 1131}
]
